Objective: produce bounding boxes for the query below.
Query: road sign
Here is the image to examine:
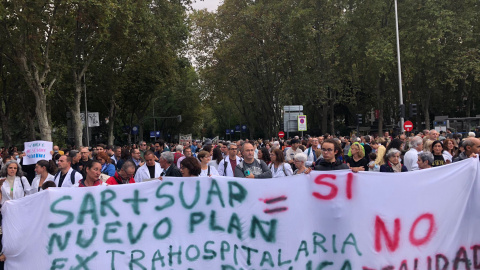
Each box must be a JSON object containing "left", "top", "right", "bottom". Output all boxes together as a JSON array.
[
  {"left": 226, "top": 129, "right": 230, "bottom": 135},
  {"left": 150, "top": 131, "right": 161, "bottom": 138},
  {"left": 278, "top": 131, "right": 285, "bottom": 138},
  {"left": 298, "top": 115, "right": 307, "bottom": 131},
  {"left": 241, "top": 125, "right": 247, "bottom": 132},
  {"left": 404, "top": 121, "right": 414, "bottom": 132},
  {"left": 131, "top": 125, "right": 139, "bottom": 135},
  {"left": 235, "top": 125, "right": 241, "bottom": 132}
]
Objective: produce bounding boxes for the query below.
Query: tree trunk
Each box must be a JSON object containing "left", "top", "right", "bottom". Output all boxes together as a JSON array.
[
  {"left": 71, "top": 78, "right": 84, "bottom": 148},
  {"left": 329, "top": 97, "right": 335, "bottom": 135},
  {"left": 0, "top": 113, "right": 12, "bottom": 147},
  {"left": 321, "top": 103, "right": 328, "bottom": 135},
  {"left": 34, "top": 86, "right": 52, "bottom": 141},
  {"left": 377, "top": 75, "right": 386, "bottom": 135},
  {"left": 27, "top": 116, "right": 36, "bottom": 141},
  {"left": 16, "top": 55, "right": 53, "bottom": 141},
  {"left": 107, "top": 97, "right": 116, "bottom": 146}
]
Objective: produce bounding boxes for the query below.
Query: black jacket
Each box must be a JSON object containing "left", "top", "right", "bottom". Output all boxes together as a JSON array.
[
  {"left": 164, "top": 164, "right": 182, "bottom": 177},
  {"left": 314, "top": 158, "right": 349, "bottom": 171}
]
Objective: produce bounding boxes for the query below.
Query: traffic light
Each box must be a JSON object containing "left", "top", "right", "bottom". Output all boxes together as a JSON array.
[
  {"left": 280, "top": 121, "right": 284, "bottom": 132},
  {"left": 398, "top": 104, "right": 405, "bottom": 119},
  {"left": 409, "top": 104, "right": 417, "bottom": 118},
  {"left": 357, "top": 114, "right": 363, "bottom": 125}
]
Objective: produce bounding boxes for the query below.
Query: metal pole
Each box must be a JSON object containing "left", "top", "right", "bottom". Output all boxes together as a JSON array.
[
  {"left": 287, "top": 111, "right": 290, "bottom": 139},
  {"left": 153, "top": 101, "right": 155, "bottom": 139},
  {"left": 394, "top": 0, "right": 405, "bottom": 133},
  {"left": 84, "top": 74, "right": 89, "bottom": 147}
]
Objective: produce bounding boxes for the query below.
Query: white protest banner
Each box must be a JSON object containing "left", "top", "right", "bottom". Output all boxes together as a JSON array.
[
  {"left": 180, "top": 133, "right": 192, "bottom": 145},
  {"left": 3, "top": 158, "right": 480, "bottom": 269},
  {"left": 80, "top": 112, "right": 100, "bottom": 127},
  {"left": 22, "top": 140, "right": 53, "bottom": 165}
]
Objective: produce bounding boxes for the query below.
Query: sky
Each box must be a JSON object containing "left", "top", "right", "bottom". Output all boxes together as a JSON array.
[{"left": 191, "top": 0, "right": 222, "bottom": 12}]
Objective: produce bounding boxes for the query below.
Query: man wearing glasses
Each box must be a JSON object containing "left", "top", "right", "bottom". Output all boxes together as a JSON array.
[
  {"left": 139, "top": 141, "right": 148, "bottom": 159},
  {"left": 78, "top": 147, "right": 92, "bottom": 172},
  {"left": 218, "top": 143, "right": 243, "bottom": 177},
  {"left": 314, "top": 139, "right": 349, "bottom": 171},
  {"left": 304, "top": 137, "right": 320, "bottom": 167}
]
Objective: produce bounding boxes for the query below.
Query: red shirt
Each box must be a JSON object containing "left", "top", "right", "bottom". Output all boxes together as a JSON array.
[
  {"left": 106, "top": 172, "right": 135, "bottom": 185},
  {"left": 230, "top": 158, "right": 237, "bottom": 173},
  {"left": 78, "top": 179, "right": 103, "bottom": 187}
]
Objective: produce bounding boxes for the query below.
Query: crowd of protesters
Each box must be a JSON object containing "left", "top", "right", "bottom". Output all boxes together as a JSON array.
[{"left": 0, "top": 129, "right": 478, "bottom": 265}]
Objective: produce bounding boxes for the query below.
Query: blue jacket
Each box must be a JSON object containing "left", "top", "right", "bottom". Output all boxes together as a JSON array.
[{"left": 102, "top": 163, "right": 116, "bottom": 177}]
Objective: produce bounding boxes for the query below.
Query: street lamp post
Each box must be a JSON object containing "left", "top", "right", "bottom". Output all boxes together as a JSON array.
[
  {"left": 84, "top": 74, "right": 89, "bottom": 147},
  {"left": 394, "top": 0, "right": 405, "bottom": 133},
  {"left": 153, "top": 97, "right": 161, "bottom": 139}
]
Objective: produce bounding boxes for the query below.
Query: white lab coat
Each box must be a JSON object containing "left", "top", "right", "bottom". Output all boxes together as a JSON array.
[
  {"left": 53, "top": 167, "right": 83, "bottom": 187},
  {"left": 1, "top": 176, "right": 33, "bottom": 204},
  {"left": 31, "top": 173, "right": 55, "bottom": 193},
  {"left": 217, "top": 156, "right": 243, "bottom": 177},
  {"left": 134, "top": 163, "right": 163, "bottom": 183},
  {"left": 269, "top": 163, "right": 293, "bottom": 178}
]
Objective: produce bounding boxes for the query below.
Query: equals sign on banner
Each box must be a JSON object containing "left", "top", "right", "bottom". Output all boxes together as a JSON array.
[{"left": 260, "top": 195, "right": 288, "bottom": 214}]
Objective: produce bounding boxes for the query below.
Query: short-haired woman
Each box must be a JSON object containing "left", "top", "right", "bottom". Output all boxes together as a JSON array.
[
  {"left": 380, "top": 148, "right": 408, "bottom": 173},
  {"left": 198, "top": 151, "right": 219, "bottom": 177},
  {"left": 180, "top": 157, "right": 202, "bottom": 177},
  {"left": 293, "top": 153, "right": 311, "bottom": 175}
]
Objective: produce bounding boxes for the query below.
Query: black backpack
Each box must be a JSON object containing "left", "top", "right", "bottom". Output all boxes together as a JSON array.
[{"left": 54, "top": 170, "right": 78, "bottom": 186}]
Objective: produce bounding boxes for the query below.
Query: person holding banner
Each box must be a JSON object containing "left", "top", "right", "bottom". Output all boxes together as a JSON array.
[
  {"left": 314, "top": 139, "right": 349, "bottom": 171},
  {"left": 293, "top": 153, "right": 311, "bottom": 175},
  {"left": 180, "top": 156, "right": 201, "bottom": 177},
  {"left": 134, "top": 151, "right": 163, "bottom": 182},
  {"left": 218, "top": 143, "right": 242, "bottom": 177},
  {"left": 268, "top": 149, "right": 293, "bottom": 177},
  {"left": 234, "top": 142, "right": 272, "bottom": 178},
  {"left": 198, "top": 151, "right": 219, "bottom": 177},
  {"left": 0, "top": 160, "right": 33, "bottom": 204},
  {"left": 106, "top": 161, "right": 136, "bottom": 185},
  {"left": 31, "top": 160, "right": 56, "bottom": 192},
  {"left": 345, "top": 142, "right": 369, "bottom": 172},
  {"left": 76, "top": 160, "right": 106, "bottom": 187},
  {"left": 380, "top": 148, "right": 408, "bottom": 173}
]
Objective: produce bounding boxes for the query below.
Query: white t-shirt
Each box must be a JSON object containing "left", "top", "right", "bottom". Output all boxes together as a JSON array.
[{"left": 199, "top": 165, "right": 219, "bottom": 177}]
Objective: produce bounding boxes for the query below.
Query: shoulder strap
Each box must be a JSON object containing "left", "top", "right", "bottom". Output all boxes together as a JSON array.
[
  {"left": 54, "top": 170, "right": 61, "bottom": 180},
  {"left": 308, "top": 147, "right": 311, "bottom": 157},
  {"left": 20, "top": 176, "right": 25, "bottom": 191},
  {"left": 71, "top": 170, "right": 77, "bottom": 185},
  {"left": 282, "top": 163, "right": 287, "bottom": 176},
  {"left": 223, "top": 158, "right": 228, "bottom": 176},
  {"left": 208, "top": 165, "right": 210, "bottom": 176}
]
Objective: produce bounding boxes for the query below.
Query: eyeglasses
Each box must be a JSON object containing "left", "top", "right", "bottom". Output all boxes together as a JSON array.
[
  {"left": 229, "top": 148, "right": 237, "bottom": 151},
  {"left": 141, "top": 144, "right": 147, "bottom": 146},
  {"left": 321, "top": 148, "right": 334, "bottom": 152}
]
